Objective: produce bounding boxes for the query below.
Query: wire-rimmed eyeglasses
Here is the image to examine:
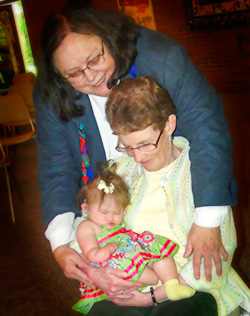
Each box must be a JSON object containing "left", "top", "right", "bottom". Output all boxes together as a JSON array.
[
  {"left": 65, "top": 41, "right": 105, "bottom": 84},
  {"left": 116, "top": 130, "right": 164, "bottom": 154}
]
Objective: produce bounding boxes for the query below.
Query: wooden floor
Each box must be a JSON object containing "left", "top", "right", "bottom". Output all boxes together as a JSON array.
[
  {"left": 0, "top": 92, "right": 249, "bottom": 315},
  {"left": 0, "top": 139, "right": 79, "bottom": 316}
]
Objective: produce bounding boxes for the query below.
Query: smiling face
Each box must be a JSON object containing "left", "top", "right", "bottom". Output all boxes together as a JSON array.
[
  {"left": 53, "top": 32, "right": 116, "bottom": 96},
  {"left": 87, "top": 194, "right": 124, "bottom": 230}
]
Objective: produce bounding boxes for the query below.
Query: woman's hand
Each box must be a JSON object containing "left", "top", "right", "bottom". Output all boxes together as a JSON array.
[
  {"left": 184, "top": 223, "right": 228, "bottom": 282},
  {"left": 53, "top": 244, "right": 95, "bottom": 287},
  {"left": 108, "top": 285, "right": 169, "bottom": 307},
  {"left": 86, "top": 265, "right": 143, "bottom": 296},
  {"left": 107, "top": 290, "right": 151, "bottom": 307}
]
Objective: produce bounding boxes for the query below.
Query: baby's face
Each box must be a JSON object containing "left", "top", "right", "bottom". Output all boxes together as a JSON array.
[{"left": 89, "top": 195, "right": 124, "bottom": 230}]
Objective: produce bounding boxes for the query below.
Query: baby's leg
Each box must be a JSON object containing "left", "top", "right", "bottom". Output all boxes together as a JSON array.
[
  {"left": 153, "top": 258, "right": 196, "bottom": 301},
  {"left": 152, "top": 257, "right": 178, "bottom": 282},
  {"left": 137, "top": 264, "right": 159, "bottom": 285}
]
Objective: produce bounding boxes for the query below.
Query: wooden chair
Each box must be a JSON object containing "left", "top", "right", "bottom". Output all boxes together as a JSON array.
[
  {"left": 0, "top": 141, "right": 15, "bottom": 223},
  {"left": 0, "top": 93, "right": 36, "bottom": 223},
  {"left": 0, "top": 93, "right": 35, "bottom": 160},
  {"left": 8, "top": 82, "right": 36, "bottom": 122},
  {"left": 13, "top": 72, "right": 36, "bottom": 86}
]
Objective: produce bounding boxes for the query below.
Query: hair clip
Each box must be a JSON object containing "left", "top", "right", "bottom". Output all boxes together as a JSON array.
[{"left": 97, "top": 180, "right": 115, "bottom": 194}]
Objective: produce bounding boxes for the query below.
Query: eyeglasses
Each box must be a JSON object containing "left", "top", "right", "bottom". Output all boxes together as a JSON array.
[
  {"left": 116, "top": 130, "right": 163, "bottom": 154},
  {"left": 65, "top": 42, "right": 105, "bottom": 84}
]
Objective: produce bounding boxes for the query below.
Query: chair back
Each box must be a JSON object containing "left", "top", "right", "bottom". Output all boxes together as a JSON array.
[
  {"left": 0, "top": 93, "right": 35, "bottom": 146},
  {"left": 13, "top": 72, "right": 36, "bottom": 86},
  {"left": 8, "top": 83, "right": 35, "bottom": 110},
  {"left": 0, "top": 93, "right": 32, "bottom": 124}
]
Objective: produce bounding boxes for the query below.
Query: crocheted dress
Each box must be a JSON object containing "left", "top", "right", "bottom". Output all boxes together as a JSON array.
[{"left": 71, "top": 222, "right": 179, "bottom": 314}]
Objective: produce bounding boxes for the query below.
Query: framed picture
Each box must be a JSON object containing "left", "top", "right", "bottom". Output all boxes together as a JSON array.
[
  {"left": 186, "top": 0, "right": 250, "bottom": 29},
  {"left": 116, "top": 0, "right": 157, "bottom": 30}
]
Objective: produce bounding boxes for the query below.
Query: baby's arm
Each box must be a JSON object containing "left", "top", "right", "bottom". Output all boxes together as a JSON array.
[{"left": 76, "top": 221, "right": 119, "bottom": 262}]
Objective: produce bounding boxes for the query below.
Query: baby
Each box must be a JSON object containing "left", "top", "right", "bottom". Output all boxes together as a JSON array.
[{"left": 70, "top": 162, "right": 195, "bottom": 314}]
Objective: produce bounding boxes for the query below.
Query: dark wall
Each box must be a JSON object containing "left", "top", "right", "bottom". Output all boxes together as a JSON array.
[
  {"left": 89, "top": 0, "right": 250, "bottom": 93},
  {"left": 21, "top": 0, "right": 68, "bottom": 63},
  {"left": 21, "top": 0, "right": 109, "bottom": 63},
  {"left": 152, "top": 1, "right": 250, "bottom": 93}
]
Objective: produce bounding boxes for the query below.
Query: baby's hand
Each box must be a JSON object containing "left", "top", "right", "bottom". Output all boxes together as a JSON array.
[
  {"left": 87, "top": 243, "right": 120, "bottom": 262},
  {"left": 104, "top": 242, "right": 120, "bottom": 255}
]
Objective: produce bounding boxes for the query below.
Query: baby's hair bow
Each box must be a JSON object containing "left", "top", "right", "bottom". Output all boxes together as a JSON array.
[{"left": 97, "top": 180, "right": 115, "bottom": 194}]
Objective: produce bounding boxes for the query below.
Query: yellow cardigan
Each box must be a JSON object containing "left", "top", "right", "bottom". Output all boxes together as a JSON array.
[{"left": 115, "top": 137, "right": 250, "bottom": 316}]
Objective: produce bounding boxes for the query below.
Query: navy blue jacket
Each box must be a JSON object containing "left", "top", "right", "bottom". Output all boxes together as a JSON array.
[{"left": 34, "top": 27, "right": 237, "bottom": 227}]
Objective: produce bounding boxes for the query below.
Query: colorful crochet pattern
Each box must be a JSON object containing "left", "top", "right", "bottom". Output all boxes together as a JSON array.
[{"left": 78, "top": 123, "right": 94, "bottom": 184}]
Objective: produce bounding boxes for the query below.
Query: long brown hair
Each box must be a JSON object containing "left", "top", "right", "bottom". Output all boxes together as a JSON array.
[{"left": 37, "top": 5, "right": 139, "bottom": 122}]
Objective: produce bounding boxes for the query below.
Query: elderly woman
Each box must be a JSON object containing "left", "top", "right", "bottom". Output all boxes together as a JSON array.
[{"left": 102, "top": 76, "right": 250, "bottom": 316}]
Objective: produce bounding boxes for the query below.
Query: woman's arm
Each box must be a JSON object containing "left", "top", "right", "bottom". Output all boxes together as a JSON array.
[
  {"left": 161, "top": 41, "right": 236, "bottom": 207},
  {"left": 53, "top": 244, "right": 94, "bottom": 286},
  {"left": 34, "top": 87, "right": 87, "bottom": 281},
  {"left": 34, "top": 86, "right": 81, "bottom": 227},
  {"left": 137, "top": 27, "right": 236, "bottom": 204}
]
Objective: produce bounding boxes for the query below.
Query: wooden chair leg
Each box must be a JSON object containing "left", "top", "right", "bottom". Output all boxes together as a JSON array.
[{"left": 3, "top": 164, "right": 15, "bottom": 223}]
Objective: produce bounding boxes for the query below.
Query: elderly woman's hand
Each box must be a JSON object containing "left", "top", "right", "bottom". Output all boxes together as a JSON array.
[
  {"left": 107, "top": 290, "right": 152, "bottom": 307},
  {"left": 53, "top": 244, "right": 95, "bottom": 287},
  {"left": 184, "top": 223, "right": 228, "bottom": 282},
  {"left": 108, "top": 285, "right": 168, "bottom": 307},
  {"left": 86, "top": 265, "right": 143, "bottom": 297}
]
